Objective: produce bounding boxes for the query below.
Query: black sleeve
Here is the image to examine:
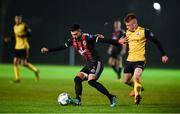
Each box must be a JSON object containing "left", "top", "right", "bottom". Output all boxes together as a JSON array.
[
  {"left": 96, "top": 37, "right": 121, "bottom": 46},
  {"left": 49, "top": 39, "right": 73, "bottom": 52},
  {"left": 85, "top": 33, "right": 121, "bottom": 46},
  {"left": 24, "top": 25, "right": 32, "bottom": 37},
  {"left": 145, "top": 29, "right": 166, "bottom": 56},
  {"left": 86, "top": 33, "right": 121, "bottom": 46}
]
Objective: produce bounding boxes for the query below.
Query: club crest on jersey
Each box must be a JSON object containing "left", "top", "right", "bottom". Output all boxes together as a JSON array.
[
  {"left": 136, "top": 32, "right": 140, "bottom": 36},
  {"left": 83, "top": 40, "right": 87, "bottom": 45}
]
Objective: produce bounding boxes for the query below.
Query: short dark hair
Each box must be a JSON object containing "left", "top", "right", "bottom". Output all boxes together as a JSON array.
[
  {"left": 69, "top": 24, "right": 81, "bottom": 32},
  {"left": 124, "top": 13, "right": 137, "bottom": 23}
]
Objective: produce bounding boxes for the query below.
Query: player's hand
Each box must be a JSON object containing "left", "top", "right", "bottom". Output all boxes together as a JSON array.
[
  {"left": 95, "top": 34, "right": 104, "bottom": 38},
  {"left": 41, "top": 47, "right": 49, "bottom": 53},
  {"left": 118, "top": 37, "right": 127, "bottom": 44},
  {"left": 161, "top": 55, "right": 168, "bottom": 63},
  {"left": 4, "top": 37, "right": 11, "bottom": 43}
]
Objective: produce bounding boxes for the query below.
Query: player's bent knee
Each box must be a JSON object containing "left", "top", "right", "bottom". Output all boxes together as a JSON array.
[
  {"left": 134, "top": 68, "right": 143, "bottom": 81},
  {"left": 88, "top": 74, "right": 97, "bottom": 81},
  {"left": 74, "top": 76, "right": 82, "bottom": 83},
  {"left": 134, "top": 68, "right": 143, "bottom": 75},
  {"left": 108, "top": 58, "right": 115, "bottom": 66},
  {"left": 88, "top": 80, "right": 96, "bottom": 87},
  {"left": 23, "top": 63, "right": 28, "bottom": 67},
  {"left": 13, "top": 58, "right": 19, "bottom": 65},
  {"left": 76, "top": 72, "right": 85, "bottom": 80}
]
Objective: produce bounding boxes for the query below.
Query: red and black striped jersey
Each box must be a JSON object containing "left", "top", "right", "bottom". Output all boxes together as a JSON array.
[{"left": 49, "top": 33, "right": 121, "bottom": 63}]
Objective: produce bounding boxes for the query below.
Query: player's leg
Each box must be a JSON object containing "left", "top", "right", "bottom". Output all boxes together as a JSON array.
[
  {"left": 123, "top": 73, "right": 133, "bottom": 87},
  {"left": 115, "top": 56, "right": 122, "bottom": 79},
  {"left": 123, "top": 61, "right": 135, "bottom": 96},
  {"left": 123, "top": 61, "right": 134, "bottom": 87},
  {"left": 87, "top": 61, "right": 116, "bottom": 107},
  {"left": 133, "top": 68, "right": 143, "bottom": 105},
  {"left": 22, "top": 49, "right": 39, "bottom": 80},
  {"left": 74, "top": 72, "right": 86, "bottom": 102},
  {"left": 88, "top": 75, "right": 116, "bottom": 107},
  {"left": 123, "top": 73, "right": 136, "bottom": 97},
  {"left": 13, "top": 57, "right": 20, "bottom": 82},
  {"left": 133, "top": 61, "right": 145, "bottom": 105},
  {"left": 22, "top": 59, "right": 39, "bottom": 80},
  {"left": 108, "top": 57, "right": 119, "bottom": 79}
]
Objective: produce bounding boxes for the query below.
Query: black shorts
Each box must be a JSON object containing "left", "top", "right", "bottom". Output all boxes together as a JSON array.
[
  {"left": 14, "top": 49, "right": 29, "bottom": 59},
  {"left": 80, "top": 61, "right": 104, "bottom": 80},
  {"left": 124, "top": 61, "right": 146, "bottom": 74},
  {"left": 109, "top": 47, "right": 122, "bottom": 59}
]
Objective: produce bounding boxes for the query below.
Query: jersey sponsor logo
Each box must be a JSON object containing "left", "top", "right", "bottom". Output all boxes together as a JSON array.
[{"left": 78, "top": 48, "right": 87, "bottom": 55}]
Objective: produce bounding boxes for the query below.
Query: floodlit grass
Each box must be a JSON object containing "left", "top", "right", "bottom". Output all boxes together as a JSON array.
[{"left": 0, "top": 64, "right": 180, "bottom": 113}]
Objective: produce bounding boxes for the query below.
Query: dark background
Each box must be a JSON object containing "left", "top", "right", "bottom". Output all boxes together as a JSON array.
[{"left": 0, "top": 0, "right": 179, "bottom": 68}]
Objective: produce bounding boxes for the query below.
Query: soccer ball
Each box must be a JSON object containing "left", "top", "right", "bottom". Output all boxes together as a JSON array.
[{"left": 57, "top": 92, "right": 70, "bottom": 105}]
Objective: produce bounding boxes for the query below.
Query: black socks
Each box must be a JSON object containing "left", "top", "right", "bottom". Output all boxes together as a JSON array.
[
  {"left": 88, "top": 80, "right": 112, "bottom": 99},
  {"left": 74, "top": 76, "right": 82, "bottom": 101}
]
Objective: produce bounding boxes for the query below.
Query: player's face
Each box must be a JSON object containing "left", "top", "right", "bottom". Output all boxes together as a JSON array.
[
  {"left": 14, "top": 16, "right": 22, "bottom": 24},
  {"left": 71, "top": 30, "right": 82, "bottom": 39},
  {"left": 126, "top": 19, "right": 138, "bottom": 32},
  {"left": 114, "top": 21, "right": 121, "bottom": 31}
]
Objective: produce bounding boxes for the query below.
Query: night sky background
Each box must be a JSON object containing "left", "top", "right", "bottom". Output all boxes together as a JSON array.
[{"left": 0, "top": 0, "right": 179, "bottom": 68}]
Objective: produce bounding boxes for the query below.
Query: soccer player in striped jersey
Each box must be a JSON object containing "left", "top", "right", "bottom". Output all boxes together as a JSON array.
[{"left": 41, "top": 24, "right": 127, "bottom": 107}]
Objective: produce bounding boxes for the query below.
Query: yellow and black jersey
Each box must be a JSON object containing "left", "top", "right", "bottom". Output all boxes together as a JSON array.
[
  {"left": 13, "top": 22, "right": 30, "bottom": 49},
  {"left": 126, "top": 26, "right": 166, "bottom": 62}
]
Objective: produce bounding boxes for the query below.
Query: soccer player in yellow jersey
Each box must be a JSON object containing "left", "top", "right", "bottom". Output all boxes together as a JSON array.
[
  {"left": 12, "top": 15, "right": 39, "bottom": 83},
  {"left": 122, "top": 13, "right": 168, "bottom": 105}
]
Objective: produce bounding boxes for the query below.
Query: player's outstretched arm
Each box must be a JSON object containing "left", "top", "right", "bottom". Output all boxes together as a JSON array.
[
  {"left": 41, "top": 45, "right": 69, "bottom": 54},
  {"left": 145, "top": 29, "right": 168, "bottom": 63},
  {"left": 41, "top": 39, "right": 72, "bottom": 54},
  {"left": 96, "top": 36, "right": 127, "bottom": 45}
]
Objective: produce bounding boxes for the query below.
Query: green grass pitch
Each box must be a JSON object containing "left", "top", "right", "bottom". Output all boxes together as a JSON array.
[{"left": 0, "top": 64, "right": 180, "bottom": 113}]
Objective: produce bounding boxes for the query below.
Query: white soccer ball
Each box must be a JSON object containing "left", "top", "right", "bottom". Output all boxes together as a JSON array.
[{"left": 57, "top": 92, "right": 70, "bottom": 105}]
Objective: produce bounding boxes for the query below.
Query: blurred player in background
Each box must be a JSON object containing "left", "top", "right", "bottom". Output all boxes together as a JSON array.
[
  {"left": 107, "top": 20, "right": 126, "bottom": 80},
  {"left": 123, "top": 13, "right": 168, "bottom": 105},
  {"left": 41, "top": 24, "right": 127, "bottom": 107},
  {"left": 5, "top": 15, "right": 39, "bottom": 83}
]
